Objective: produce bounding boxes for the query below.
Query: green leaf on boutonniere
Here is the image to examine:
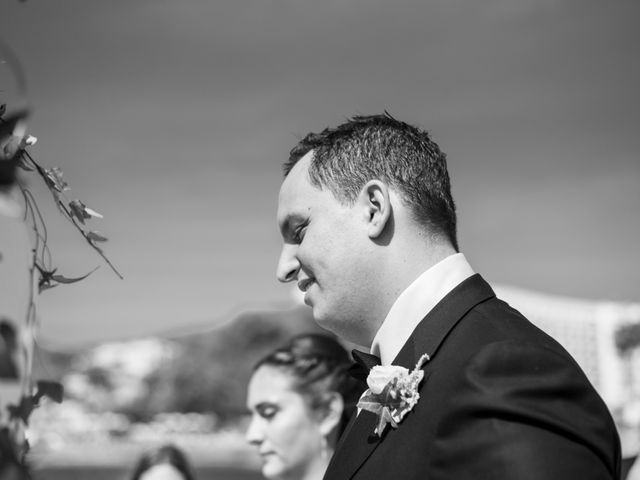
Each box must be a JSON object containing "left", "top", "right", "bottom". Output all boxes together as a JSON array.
[
  {"left": 357, "top": 394, "right": 384, "bottom": 416},
  {"left": 377, "top": 407, "right": 398, "bottom": 435},
  {"left": 378, "top": 379, "right": 406, "bottom": 409}
]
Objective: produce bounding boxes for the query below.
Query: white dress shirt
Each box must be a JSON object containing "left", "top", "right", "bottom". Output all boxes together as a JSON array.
[{"left": 370, "top": 253, "right": 475, "bottom": 365}]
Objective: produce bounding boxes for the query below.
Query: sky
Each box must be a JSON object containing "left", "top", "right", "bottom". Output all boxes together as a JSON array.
[{"left": 1, "top": 0, "right": 639, "bottom": 349}]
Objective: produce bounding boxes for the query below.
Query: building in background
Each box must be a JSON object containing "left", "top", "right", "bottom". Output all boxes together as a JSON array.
[{"left": 496, "top": 284, "right": 640, "bottom": 459}]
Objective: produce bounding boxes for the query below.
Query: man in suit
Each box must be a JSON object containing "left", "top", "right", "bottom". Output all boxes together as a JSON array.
[{"left": 275, "top": 113, "right": 621, "bottom": 479}]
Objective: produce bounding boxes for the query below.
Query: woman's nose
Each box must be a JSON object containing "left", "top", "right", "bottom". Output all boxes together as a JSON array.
[
  {"left": 245, "top": 416, "right": 263, "bottom": 446},
  {"left": 276, "top": 244, "right": 300, "bottom": 283}
]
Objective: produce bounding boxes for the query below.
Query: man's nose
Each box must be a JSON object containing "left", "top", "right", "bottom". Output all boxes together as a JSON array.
[{"left": 276, "top": 244, "right": 299, "bottom": 283}]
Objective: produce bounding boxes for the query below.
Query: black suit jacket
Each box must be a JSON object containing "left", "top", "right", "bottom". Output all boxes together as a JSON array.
[{"left": 324, "top": 275, "right": 621, "bottom": 479}]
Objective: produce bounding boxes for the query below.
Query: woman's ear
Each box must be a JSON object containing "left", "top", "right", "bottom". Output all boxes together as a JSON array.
[
  {"left": 357, "top": 180, "right": 392, "bottom": 239},
  {"left": 319, "top": 392, "right": 344, "bottom": 437}
]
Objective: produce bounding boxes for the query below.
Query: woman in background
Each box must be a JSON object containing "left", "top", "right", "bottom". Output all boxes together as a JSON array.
[
  {"left": 246, "top": 333, "right": 365, "bottom": 480},
  {"left": 129, "top": 443, "right": 197, "bottom": 480}
]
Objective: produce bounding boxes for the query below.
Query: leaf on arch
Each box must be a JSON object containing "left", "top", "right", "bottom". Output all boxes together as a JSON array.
[
  {"left": 7, "top": 396, "right": 36, "bottom": 425},
  {"left": 35, "top": 264, "right": 58, "bottom": 292},
  {"left": 50, "top": 267, "right": 99, "bottom": 285},
  {"left": 68, "top": 199, "right": 88, "bottom": 224},
  {"left": 36, "top": 263, "right": 98, "bottom": 292},
  {"left": 34, "top": 380, "right": 64, "bottom": 404},
  {"left": 69, "top": 199, "right": 103, "bottom": 225},
  {"left": 87, "top": 231, "right": 108, "bottom": 242},
  {"left": 43, "top": 167, "right": 69, "bottom": 193}
]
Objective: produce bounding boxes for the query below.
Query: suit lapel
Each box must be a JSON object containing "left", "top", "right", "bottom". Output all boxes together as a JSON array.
[
  {"left": 393, "top": 274, "right": 495, "bottom": 368},
  {"left": 325, "top": 409, "right": 382, "bottom": 478},
  {"left": 324, "top": 274, "right": 495, "bottom": 479}
]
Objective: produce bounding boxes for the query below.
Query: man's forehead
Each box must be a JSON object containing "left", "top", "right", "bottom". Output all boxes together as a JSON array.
[
  {"left": 285, "top": 150, "right": 313, "bottom": 184},
  {"left": 277, "top": 152, "right": 313, "bottom": 217}
]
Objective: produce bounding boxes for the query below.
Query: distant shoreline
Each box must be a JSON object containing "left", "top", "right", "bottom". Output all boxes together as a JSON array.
[{"left": 28, "top": 437, "right": 261, "bottom": 470}]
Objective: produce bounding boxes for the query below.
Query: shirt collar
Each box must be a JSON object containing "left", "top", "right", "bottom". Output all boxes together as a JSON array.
[{"left": 370, "top": 253, "right": 475, "bottom": 365}]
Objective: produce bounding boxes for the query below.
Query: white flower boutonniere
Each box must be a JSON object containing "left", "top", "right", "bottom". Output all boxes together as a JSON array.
[{"left": 356, "top": 353, "right": 430, "bottom": 437}]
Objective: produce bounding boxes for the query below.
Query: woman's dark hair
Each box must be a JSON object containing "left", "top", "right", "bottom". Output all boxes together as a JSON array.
[
  {"left": 253, "top": 333, "right": 365, "bottom": 437},
  {"left": 130, "top": 444, "right": 196, "bottom": 480}
]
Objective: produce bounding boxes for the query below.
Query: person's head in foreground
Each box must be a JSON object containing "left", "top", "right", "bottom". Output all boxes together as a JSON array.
[
  {"left": 276, "top": 113, "right": 457, "bottom": 347},
  {"left": 246, "top": 333, "right": 364, "bottom": 480},
  {"left": 130, "top": 444, "right": 196, "bottom": 480}
]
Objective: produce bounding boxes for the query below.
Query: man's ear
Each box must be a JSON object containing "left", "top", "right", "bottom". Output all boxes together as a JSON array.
[
  {"left": 358, "top": 180, "right": 392, "bottom": 239},
  {"left": 319, "top": 392, "right": 344, "bottom": 436}
]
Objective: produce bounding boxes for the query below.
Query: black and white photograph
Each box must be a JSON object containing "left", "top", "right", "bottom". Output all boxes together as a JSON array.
[{"left": 1, "top": 1, "right": 639, "bottom": 479}]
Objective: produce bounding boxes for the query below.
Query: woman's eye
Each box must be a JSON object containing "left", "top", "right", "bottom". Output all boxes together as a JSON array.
[{"left": 259, "top": 406, "right": 278, "bottom": 420}]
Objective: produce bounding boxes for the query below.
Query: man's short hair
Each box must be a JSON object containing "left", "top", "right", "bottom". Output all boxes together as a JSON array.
[{"left": 285, "top": 113, "right": 458, "bottom": 251}]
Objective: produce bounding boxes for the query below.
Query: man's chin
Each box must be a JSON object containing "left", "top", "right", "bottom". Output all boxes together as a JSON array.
[
  {"left": 312, "top": 312, "right": 367, "bottom": 346},
  {"left": 311, "top": 308, "right": 328, "bottom": 326},
  {"left": 312, "top": 310, "right": 342, "bottom": 335}
]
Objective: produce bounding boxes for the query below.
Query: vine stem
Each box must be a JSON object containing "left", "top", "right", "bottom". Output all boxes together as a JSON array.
[
  {"left": 56, "top": 200, "right": 124, "bottom": 279},
  {"left": 21, "top": 187, "right": 39, "bottom": 400},
  {"left": 23, "top": 151, "right": 124, "bottom": 279}
]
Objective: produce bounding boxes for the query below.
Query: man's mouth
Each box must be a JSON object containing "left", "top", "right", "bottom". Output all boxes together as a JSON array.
[{"left": 298, "top": 278, "right": 314, "bottom": 293}]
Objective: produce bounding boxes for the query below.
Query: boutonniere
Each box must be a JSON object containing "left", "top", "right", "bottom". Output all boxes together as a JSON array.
[{"left": 356, "top": 353, "right": 430, "bottom": 437}]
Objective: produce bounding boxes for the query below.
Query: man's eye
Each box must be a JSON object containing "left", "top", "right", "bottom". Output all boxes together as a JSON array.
[{"left": 294, "top": 224, "right": 307, "bottom": 242}]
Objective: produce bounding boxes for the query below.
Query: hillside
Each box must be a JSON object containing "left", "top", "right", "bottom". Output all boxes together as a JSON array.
[{"left": 32, "top": 304, "right": 330, "bottom": 422}]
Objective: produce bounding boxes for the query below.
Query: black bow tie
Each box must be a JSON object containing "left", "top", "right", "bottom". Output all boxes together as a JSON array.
[{"left": 348, "top": 349, "right": 381, "bottom": 382}]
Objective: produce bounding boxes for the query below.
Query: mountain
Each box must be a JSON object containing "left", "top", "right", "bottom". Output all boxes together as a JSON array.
[
  {"left": 34, "top": 286, "right": 640, "bottom": 425},
  {"left": 33, "top": 304, "right": 329, "bottom": 422}
]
